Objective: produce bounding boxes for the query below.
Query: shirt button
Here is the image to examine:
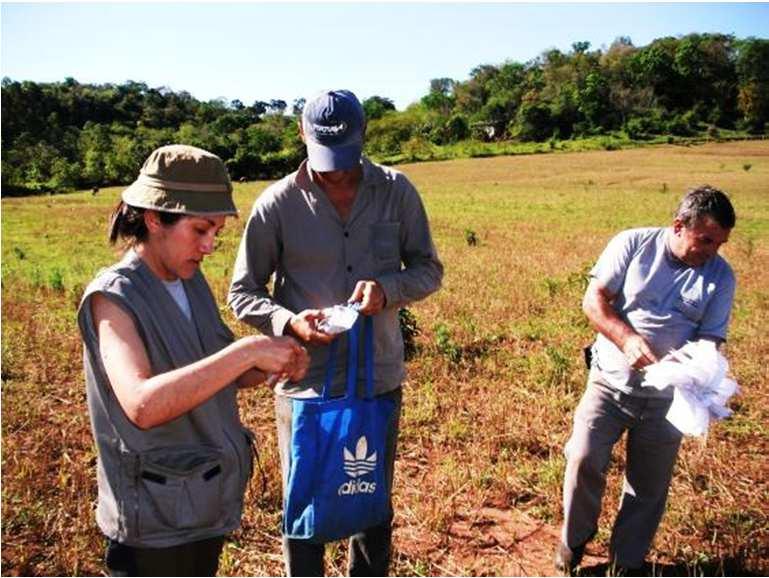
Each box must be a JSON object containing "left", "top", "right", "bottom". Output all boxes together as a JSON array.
[
  {"left": 344, "top": 231, "right": 349, "bottom": 238},
  {"left": 346, "top": 266, "right": 352, "bottom": 273}
]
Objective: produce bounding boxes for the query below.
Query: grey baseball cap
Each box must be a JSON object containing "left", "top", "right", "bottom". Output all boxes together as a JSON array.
[
  {"left": 302, "top": 90, "right": 365, "bottom": 172},
  {"left": 122, "top": 144, "right": 237, "bottom": 216}
]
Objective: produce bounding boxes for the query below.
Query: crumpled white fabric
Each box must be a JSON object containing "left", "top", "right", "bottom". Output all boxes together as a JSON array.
[
  {"left": 641, "top": 340, "right": 739, "bottom": 437},
  {"left": 317, "top": 303, "right": 361, "bottom": 335}
]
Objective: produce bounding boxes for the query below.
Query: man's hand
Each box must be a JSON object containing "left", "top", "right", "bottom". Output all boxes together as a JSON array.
[
  {"left": 584, "top": 279, "right": 658, "bottom": 371},
  {"left": 621, "top": 334, "right": 659, "bottom": 370},
  {"left": 349, "top": 280, "right": 386, "bottom": 316},
  {"left": 286, "top": 309, "right": 335, "bottom": 345}
]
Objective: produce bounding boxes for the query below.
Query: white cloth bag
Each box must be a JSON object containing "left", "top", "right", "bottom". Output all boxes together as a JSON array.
[{"left": 642, "top": 340, "right": 739, "bottom": 436}]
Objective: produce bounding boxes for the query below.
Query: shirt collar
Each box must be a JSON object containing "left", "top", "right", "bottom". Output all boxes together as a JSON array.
[{"left": 295, "top": 156, "right": 381, "bottom": 189}]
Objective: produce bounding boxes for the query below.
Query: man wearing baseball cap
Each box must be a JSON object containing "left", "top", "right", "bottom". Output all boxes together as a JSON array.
[{"left": 228, "top": 90, "right": 444, "bottom": 575}]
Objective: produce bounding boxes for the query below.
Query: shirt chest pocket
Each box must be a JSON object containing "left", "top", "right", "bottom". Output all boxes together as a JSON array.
[
  {"left": 371, "top": 222, "right": 401, "bottom": 273},
  {"left": 673, "top": 287, "right": 706, "bottom": 322}
]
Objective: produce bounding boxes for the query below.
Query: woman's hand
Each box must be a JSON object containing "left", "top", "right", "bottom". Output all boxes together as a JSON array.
[{"left": 244, "top": 334, "right": 309, "bottom": 383}]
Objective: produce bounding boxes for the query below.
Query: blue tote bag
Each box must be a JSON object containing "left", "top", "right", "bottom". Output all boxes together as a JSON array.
[{"left": 283, "top": 315, "right": 396, "bottom": 543}]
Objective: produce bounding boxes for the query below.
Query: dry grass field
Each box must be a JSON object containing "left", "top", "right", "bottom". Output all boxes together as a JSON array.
[{"left": 2, "top": 141, "right": 768, "bottom": 576}]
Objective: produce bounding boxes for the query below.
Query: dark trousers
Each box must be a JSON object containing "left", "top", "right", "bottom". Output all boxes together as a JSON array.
[
  {"left": 275, "top": 388, "right": 402, "bottom": 577},
  {"left": 281, "top": 520, "right": 393, "bottom": 577},
  {"left": 105, "top": 536, "right": 225, "bottom": 577}
]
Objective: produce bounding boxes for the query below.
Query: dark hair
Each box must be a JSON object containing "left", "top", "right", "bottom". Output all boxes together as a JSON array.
[
  {"left": 675, "top": 185, "right": 736, "bottom": 230},
  {"left": 108, "top": 201, "right": 183, "bottom": 246}
]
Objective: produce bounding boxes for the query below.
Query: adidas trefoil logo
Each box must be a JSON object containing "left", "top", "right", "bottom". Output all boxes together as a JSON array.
[
  {"left": 343, "top": 436, "right": 377, "bottom": 478},
  {"left": 338, "top": 436, "right": 378, "bottom": 496}
]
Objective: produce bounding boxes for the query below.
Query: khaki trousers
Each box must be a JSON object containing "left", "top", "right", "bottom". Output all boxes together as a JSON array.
[{"left": 560, "top": 371, "right": 683, "bottom": 568}]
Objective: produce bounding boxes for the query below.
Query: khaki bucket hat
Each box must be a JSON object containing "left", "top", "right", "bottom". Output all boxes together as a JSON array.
[{"left": 122, "top": 144, "right": 237, "bottom": 216}]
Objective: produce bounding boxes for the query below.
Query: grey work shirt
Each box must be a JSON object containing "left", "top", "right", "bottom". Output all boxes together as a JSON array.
[
  {"left": 590, "top": 227, "right": 736, "bottom": 397},
  {"left": 228, "top": 157, "right": 443, "bottom": 397}
]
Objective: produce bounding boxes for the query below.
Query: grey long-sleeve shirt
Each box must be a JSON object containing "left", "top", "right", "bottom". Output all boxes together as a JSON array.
[{"left": 228, "top": 158, "right": 443, "bottom": 397}]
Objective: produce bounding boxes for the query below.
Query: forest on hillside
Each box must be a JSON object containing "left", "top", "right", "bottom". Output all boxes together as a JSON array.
[{"left": 2, "top": 33, "right": 768, "bottom": 195}]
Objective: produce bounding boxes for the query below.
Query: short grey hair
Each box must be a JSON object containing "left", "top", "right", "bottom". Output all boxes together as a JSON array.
[{"left": 675, "top": 185, "right": 736, "bottom": 229}]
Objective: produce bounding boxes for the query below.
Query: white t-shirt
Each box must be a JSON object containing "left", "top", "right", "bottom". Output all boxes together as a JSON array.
[{"left": 162, "top": 279, "right": 192, "bottom": 321}]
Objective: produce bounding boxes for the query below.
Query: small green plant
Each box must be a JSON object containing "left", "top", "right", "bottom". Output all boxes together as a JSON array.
[
  {"left": 543, "top": 277, "right": 560, "bottom": 298},
  {"left": 434, "top": 323, "right": 461, "bottom": 364},
  {"left": 13, "top": 246, "right": 26, "bottom": 260},
  {"left": 567, "top": 264, "right": 592, "bottom": 291},
  {"left": 48, "top": 268, "right": 65, "bottom": 292},
  {"left": 399, "top": 308, "right": 421, "bottom": 361},
  {"left": 546, "top": 345, "right": 571, "bottom": 388}
]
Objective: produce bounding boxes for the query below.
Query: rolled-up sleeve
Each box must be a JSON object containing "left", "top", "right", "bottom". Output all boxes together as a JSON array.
[
  {"left": 227, "top": 195, "right": 295, "bottom": 336},
  {"left": 375, "top": 176, "right": 443, "bottom": 308}
]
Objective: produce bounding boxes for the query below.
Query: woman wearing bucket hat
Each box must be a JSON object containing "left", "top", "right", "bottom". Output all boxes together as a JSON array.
[{"left": 77, "top": 144, "right": 309, "bottom": 576}]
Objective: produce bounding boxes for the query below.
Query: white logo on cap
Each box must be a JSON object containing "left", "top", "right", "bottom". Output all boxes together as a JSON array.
[{"left": 313, "top": 122, "right": 347, "bottom": 136}]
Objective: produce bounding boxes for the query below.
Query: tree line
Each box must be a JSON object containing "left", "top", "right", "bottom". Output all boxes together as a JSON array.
[{"left": 2, "top": 33, "right": 768, "bottom": 195}]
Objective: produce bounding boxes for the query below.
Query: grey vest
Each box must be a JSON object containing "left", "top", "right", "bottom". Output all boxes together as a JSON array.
[{"left": 77, "top": 251, "right": 253, "bottom": 548}]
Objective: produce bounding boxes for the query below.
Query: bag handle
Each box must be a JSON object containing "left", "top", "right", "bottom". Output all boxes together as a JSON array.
[
  {"left": 363, "top": 315, "right": 374, "bottom": 399},
  {"left": 321, "top": 315, "right": 374, "bottom": 400},
  {"left": 321, "top": 338, "right": 338, "bottom": 400},
  {"left": 344, "top": 316, "right": 360, "bottom": 398}
]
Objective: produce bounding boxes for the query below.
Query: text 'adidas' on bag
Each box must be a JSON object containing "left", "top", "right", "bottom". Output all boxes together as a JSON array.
[{"left": 283, "top": 316, "right": 395, "bottom": 543}]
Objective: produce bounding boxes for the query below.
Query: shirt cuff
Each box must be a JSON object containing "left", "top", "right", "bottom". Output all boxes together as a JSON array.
[
  {"left": 375, "top": 274, "right": 400, "bottom": 309},
  {"left": 271, "top": 308, "right": 296, "bottom": 337}
]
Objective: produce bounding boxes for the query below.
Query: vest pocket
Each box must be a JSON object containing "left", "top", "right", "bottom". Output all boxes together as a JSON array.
[{"left": 136, "top": 445, "right": 225, "bottom": 536}]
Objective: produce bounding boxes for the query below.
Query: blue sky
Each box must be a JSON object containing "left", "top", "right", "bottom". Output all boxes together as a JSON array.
[{"left": 2, "top": 2, "right": 768, "bottom": 110}]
